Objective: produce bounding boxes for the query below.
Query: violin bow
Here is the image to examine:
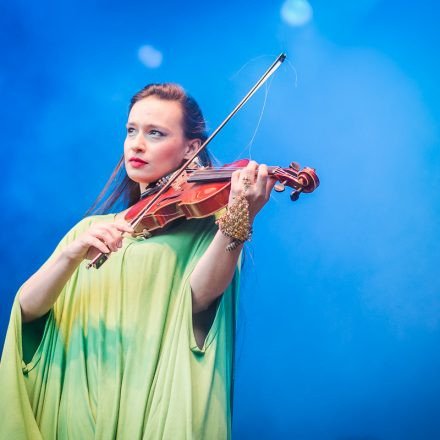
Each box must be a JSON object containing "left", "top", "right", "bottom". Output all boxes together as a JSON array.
[{"left": 87, "top": 53, "right": 286, "bottom": 269}]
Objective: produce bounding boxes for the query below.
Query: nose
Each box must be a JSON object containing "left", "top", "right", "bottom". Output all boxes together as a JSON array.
[
  {"left": 131, "top": 143, "right": 145, "bottom": 153},
  {"left": 130, "top": 132, "right": 147, "bottom": 153}
]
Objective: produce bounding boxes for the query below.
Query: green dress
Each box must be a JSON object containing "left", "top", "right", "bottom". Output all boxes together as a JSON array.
[{"left": 0, "top": 214, "right": 240, "bottom": 439}]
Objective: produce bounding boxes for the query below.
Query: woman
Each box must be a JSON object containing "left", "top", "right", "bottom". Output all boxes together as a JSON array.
[{"left": 0, "top": 83, "right": 276, "bottom": 439}]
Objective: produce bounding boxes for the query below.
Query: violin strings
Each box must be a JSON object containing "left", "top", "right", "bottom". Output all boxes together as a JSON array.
[
  {"left": 188, "top": 165, "right": 295, "bottom": 177},
  {"left": 188, "top": 166, "right": 286, "bottom": 171},
  {"left": 190, "top": 167, "right": 279, "bottom": 171}
]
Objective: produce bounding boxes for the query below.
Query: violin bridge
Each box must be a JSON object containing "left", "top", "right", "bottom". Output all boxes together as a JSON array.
[{"left": 171, "top": 170, "right": 188, "bottom": 191}]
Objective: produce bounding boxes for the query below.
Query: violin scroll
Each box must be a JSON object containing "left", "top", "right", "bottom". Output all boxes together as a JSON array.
[
  {"left": 272, "top": 164, "right": 320, "bottom": 202},
  {"left": 290, "top": 167, "right": 320, "bottom": 201}
]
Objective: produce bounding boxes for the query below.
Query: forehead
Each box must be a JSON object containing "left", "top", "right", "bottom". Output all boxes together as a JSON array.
[{"left": 128, "top": 96, "right": 183, "bottom": 128}]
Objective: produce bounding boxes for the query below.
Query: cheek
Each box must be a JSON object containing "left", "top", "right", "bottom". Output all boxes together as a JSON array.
[
  {"left": 157, "top": 141, "right": 185, "bottom": 164},
  {"left": 123, "top": 139, "right": 129, "bottom": 155},
  {"left": 123, "top": 141, "right": 130, "bottom": 164}
]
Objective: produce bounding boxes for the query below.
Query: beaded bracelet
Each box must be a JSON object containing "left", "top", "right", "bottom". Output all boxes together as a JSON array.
[{"left": 216, "top": 193, "right": 253, "bottom": 251}]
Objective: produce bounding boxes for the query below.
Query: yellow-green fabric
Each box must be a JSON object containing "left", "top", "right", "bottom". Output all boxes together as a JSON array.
[{"left": 0, "top": 214, "right": 239, "bottom": 439}]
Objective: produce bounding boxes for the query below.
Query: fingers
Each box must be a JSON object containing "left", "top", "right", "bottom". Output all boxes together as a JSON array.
[
  {"left": 264, "top": 170, "right": 277, "bottom": 199},
  {"left": 89, "top": 221, "right": 134, "bottom": 253},
  {"left": 266, "top": 178, "right": 277, "bottom": 199},
  {"left": 230, "top": 161, "right": 258, "bottom": 200},
  {"left": 93, "top": 227, "right": 119, "bottom": 252},
  {"left": 87, "top": 236, "right": 111, "bottom": 255},
  {"left": 242, "top": 160, "right": 258, "bottom": 184},
  {"left": 105, "top": 221, "right": 133, "bottom": 235},
  {"left": 231, "top": 169, "right": 241, "bottom": 191},
  {"left": 229, "top": 160, "right": 275, "bottom": 220},
  {"left": 66, "top": 219, "right": 135, "bottom": 262},
  {"left": 253, "top": 163, "right": 276, "bottom": 200},
  {"left": 114, "top": 221, "right": 135, "bottom": 235},
  {"left": 255, "top": 163, "right": 268, "bottom": 197}
]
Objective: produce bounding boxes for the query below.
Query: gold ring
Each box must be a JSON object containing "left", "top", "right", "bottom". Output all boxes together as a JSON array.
[{"left": 242, "top": 176, "right": 252, "bottom": 191}]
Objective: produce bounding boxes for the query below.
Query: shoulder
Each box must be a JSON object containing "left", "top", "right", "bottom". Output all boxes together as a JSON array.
[
  {"left": 114, "top": 209, "right": 130, "bottom": 223},
  {"left": 73, "top": 213, "right": 116, "bottom": 230}
]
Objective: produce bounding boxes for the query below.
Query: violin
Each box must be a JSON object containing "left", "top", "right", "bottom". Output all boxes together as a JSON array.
[
  {"left": 124, "top": 159, "right": 319, "bottom": 238},
  {"left": 86, "top": 158, "right": 319, "bottom": 269},
  {"left": 87, "top": 53, "right": 320, "bottom": 269}
]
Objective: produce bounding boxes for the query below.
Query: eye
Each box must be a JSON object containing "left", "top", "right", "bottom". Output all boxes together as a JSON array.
[
  {"left": 148, "top": 129, "right": 164, "bottom": 137},
  {"left": 127, "top": 127, "right": 137, "bottom": 136}
]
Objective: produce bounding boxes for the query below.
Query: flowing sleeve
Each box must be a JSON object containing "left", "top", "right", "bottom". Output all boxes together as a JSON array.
[
  {"left": 171, "top": 213, "right": 241, "bottom": 354},
  {"left": 0, "top": 216, "right": 97, "bottom": 439},
  {"left": 179, "top": 215, "right": 242, "bottom": 438},
  {"left": 185, "top": 249, "right": 241, "bottom": 355}
]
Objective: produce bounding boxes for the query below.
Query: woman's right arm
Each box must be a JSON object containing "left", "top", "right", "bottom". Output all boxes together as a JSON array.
[{"left": 19, "top": 221, "right": 134, "bottom": 323}]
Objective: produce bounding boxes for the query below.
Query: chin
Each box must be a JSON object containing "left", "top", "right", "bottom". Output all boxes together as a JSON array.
[
  {"left": 126, "top": 167, "right": 152, "bottom": 182},
  {"left": 130, "top": 175, "right": 154, "bottom": 185},
  {"left": 126, "top": 162, "right": 174, "bottom": 185}
]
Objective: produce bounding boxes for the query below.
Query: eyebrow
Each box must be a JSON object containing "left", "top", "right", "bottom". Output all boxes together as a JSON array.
[{"left": 125, "top": 122, "right": 168, "bottom": 130}]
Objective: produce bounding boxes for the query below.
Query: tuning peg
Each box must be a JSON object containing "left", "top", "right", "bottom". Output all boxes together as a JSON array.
[
  {"left": 274, "top": 182, "right": 285, "bottom": 192},
  {"left": 290, "top": 189, "right": 302, "bottom": 201},
  {"left": 289, "top": 162, "right": 300, "bottom": 171}
]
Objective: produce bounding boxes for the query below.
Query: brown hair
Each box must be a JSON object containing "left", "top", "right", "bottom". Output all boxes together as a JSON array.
[{"left": 86, "top": 83, "right": 212, "bottom": 215}]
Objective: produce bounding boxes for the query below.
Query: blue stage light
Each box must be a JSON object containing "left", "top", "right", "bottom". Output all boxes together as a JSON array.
[
  {"left": 138, "top": 44, "right": 163, "bottom": 68},
  {"left": 281, "top": 0, "right": 313, "bottom": 27}
]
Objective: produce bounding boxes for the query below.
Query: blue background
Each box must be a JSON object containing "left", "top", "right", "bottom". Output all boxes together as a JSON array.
[{"left": 1, "top": 1, "right": 439, "bottom": 438}]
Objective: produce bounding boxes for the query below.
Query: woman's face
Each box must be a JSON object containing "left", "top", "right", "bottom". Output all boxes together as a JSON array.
[{"left": 124, "top": 96, "right": 198, "bottom": 191}]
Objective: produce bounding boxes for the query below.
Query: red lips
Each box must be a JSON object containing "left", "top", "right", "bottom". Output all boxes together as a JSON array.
[
  {"left": 129, "top": 157, "right": 148, "bottom": 168},
  {"left": 129, "top": 157, "right": 147, "bottom": 164}
]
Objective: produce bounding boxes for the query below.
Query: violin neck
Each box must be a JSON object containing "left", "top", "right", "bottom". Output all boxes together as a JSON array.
[{"left": 187, "top": 166, "right": 279, "bottom": 183}]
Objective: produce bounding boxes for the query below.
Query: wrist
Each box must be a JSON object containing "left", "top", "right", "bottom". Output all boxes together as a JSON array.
[
  {"left": 60, "top": 247, "right": 84, "bottom": 265},
  {"left": 217, "top": 193, "right": 253, "bottom": 251}
]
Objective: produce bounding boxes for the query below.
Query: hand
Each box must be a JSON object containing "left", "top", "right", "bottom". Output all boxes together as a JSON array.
[
  {"left": 63, "top": 221, "right": 134, "bottom": 263},
  {"left": 229, "top": 160, "right": 277, "bottom": 222}
]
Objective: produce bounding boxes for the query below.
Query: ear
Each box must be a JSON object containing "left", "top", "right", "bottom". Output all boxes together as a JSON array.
[{"left": 183, "top": 139, "right": 201, "bottom": 160}]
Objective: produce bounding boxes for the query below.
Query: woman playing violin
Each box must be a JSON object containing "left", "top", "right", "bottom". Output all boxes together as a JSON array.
[{"left": 0, "top": 83, "right": 276, "bottom": 439}]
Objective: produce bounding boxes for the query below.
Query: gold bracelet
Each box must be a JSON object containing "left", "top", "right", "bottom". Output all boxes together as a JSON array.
[{"left": 216, "top": 193, "right": 253, "bottom": 251}]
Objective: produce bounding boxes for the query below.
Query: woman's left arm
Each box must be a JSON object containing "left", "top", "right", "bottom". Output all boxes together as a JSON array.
[{"left": 190, "top": 161, "right": 276, "bottom": 313}]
